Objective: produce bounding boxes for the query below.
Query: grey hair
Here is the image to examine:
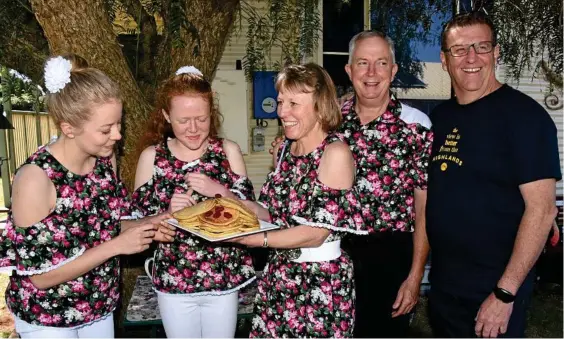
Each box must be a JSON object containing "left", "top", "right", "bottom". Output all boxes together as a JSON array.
[{"left": 347, "top": 30, "right": 396, "bottom": 64}]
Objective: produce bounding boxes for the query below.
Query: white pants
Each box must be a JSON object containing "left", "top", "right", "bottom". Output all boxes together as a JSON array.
[
  {"left": 158, "top": 291, "right": 239, "bottom": 338},
  {"left": 14, "top": 313, "right": 114, "bottom": 338}
]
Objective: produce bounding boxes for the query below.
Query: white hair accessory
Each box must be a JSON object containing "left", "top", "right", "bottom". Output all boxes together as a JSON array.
[
  {"left": 44, "top": 56, "right": 72, "bottom": 93},
  {"left": 175, "top": 66, "right": 203, "bottom": 77}
]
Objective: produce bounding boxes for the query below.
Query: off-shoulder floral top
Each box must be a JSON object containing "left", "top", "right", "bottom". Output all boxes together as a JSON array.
[
  {"left": 250, "top": 134, "right": 367, "bottom": 338},
  {"left": 0, "top": 146, "right": 129, "bottom": 327},
  {"left": 131, "top": 138, "right": 256, "bottom": 295}
]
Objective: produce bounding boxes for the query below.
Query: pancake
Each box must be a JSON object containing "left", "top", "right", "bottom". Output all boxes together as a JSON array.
[
  {"left": 173, "top": 196, "right": 260, "bottom": 239},
  {"left": 217, "top": 197, "right": 256, "bottom": 218},
  {"left": 200, "top": 205, "right": 241, "bottom": 227},
  {"left": 173, "top": 199, "right": 216, "bottom": 220}
]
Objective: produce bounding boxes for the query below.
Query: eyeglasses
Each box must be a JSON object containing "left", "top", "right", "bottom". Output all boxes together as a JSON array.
[{"left": 444, "top": 41, "right": 495, "bottom": 57}]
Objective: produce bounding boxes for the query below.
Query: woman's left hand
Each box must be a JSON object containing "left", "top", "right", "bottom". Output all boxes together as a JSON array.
[
  {"left": 141, "top": 212, "right": 176, "bottom": 242},
  {"left": 154, "top": 221, "right": 176, "bottom": 242},
  {"left": 185, "top": 173, "right": 229, "bottom": 198}
]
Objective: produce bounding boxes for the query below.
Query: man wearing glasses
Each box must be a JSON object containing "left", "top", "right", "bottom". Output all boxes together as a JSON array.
[{"left": 426, "top": 11, "right": 561, "bottom": 338}]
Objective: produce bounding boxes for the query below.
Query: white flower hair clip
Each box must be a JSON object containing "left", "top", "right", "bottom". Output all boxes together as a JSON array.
[
  {"left": 175, "top": 65, "right": 203, "bottom": 77},
  {"left": 44, "top": 56, "right": 72, "bottom": 94}
]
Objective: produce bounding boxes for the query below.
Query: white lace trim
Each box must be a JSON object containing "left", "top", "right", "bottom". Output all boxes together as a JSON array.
[
  {"left": 120, "top": 210, "right": 144, "bottom": 220},
  {"left": 16, "top": 246, "right": 86, "bottom": 276},
  {"left": 181, "top": 158, "right": 200, "bottom": 170},
  {"left": 292, "top": 216, "right": 368, "bottom": 235},
  {"left": 71, "top": 310, "right": 114, "bottom": 329},
  {"left": 153, "top": 275, "right": 256, "bottom": 297},
  {"left": 230, "top": 189, "right": 247, "bottom": 200}
]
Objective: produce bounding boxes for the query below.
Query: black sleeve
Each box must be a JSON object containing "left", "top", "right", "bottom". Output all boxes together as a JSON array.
[{"left": 508, "top": 99, "right": 562, "bottom": 185}]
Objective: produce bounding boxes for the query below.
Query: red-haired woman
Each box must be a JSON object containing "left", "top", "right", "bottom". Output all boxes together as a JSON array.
[{"left": 132, "top": 66, "right": 256, "bottom": 338}]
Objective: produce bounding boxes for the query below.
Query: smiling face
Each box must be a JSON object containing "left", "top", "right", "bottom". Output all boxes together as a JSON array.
[
  {"left": 164, "top": 94, "right": 211, "bottom": 151},
  {"left": 440, "top": 23, "right": 500, "bottom": 104},
  {"left": 345, "top": 36, "right": 398, "bottom": 103},
  {"left": 277, "top": 88, "right": 321, "bottom": 141},
  {"left": 68, "top": 99, "right": 123, "bottom": 157}
]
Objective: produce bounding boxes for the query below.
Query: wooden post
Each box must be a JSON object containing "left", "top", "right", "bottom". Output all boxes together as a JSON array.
[
  {"left": 0, "top": 131, "right": 10, "bottom": 208},
  {"left": 34, "top": 86, "right": 43, "bottom": 146},
  {"left": 1, "top": 69, "right": 17, "bottom": 178}
]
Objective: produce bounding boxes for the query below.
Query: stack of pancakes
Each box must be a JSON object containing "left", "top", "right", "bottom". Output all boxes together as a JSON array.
[{"left": 172, "top": 197, "right": 260, "bottom": 238}]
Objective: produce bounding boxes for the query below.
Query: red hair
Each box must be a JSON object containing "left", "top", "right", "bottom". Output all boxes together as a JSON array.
[{"left": 138, "top": 73, "right": 222, "bottom": 154}]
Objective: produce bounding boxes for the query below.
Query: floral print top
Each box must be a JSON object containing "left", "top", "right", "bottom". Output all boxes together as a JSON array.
[
  {"left": 339, "top": 93, "right": 433, "bottom": 233},
  {"left": 131, "top": 138, "right": 256, "bottom": 294},
  {"left": 259, "top": 134, "right": 367, "bottom": 253},
  {"left": 0, "top": 147, "right": 129, "bottom": 327},
  {"left": 249, "top": 134, "right": 366, "bottom": 338}
]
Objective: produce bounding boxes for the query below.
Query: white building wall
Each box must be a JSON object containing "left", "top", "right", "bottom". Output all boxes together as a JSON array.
[{"left": 497, "top": 64, "right": 563, "bottom": 195}]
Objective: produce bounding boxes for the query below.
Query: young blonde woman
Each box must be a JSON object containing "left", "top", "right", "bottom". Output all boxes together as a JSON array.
[{"left": 0, "top": 54, "right": 171, "bottom": 338}]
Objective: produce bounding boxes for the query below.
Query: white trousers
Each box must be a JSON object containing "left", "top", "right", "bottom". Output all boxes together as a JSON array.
[
  {"left": 157, "top": 291, "right": 239, "bottom": 338},
  {"left": 14, "top": 313, "right": 114, "bottom": 338}
]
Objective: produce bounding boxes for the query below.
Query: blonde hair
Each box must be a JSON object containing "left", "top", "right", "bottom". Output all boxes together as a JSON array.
[
  {"left": 44, "top": 54, "right": 121, "bottom": 130},
  {"left": 275, "top": 63, "right": 341, "bottom": 132}
]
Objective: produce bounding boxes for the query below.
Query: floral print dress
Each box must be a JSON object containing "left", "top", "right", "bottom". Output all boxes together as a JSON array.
[
  {"left": 131, "top": 138, "right": 256, "bottom": 295},
  {"left": 250, "top": 134, "right": 367, "bottom": 338},
  {"left": 0, "top": 147, "right": 129, "bottom": 327}
]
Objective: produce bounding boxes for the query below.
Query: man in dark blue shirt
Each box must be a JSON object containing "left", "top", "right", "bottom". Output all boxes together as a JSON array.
[{"left": 426, "top": 11, "right": 562, "bottom": 338}]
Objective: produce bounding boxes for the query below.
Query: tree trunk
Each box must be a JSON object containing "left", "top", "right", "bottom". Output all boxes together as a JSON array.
[
  {"left": 30, "top": 0, "right": 151, "bottom": 188},
  {"left": 120, "top": 0, "right": 160, "bottom": 101},
  {"left": 157, "top": 0, "right": 240, "bottom": 82},
  {"left": 28, "top": 0, "right": 241, "bottom": 189}
]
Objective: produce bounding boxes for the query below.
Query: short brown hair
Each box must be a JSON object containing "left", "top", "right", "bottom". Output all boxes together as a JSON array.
[
  {"left": 275, "top": 63, "right": 341, "bottom": 132},
  {"left": 140, "top": 72, "right": 222, "bottom": 151},
  {"left": 441, "top": 11, "right": 497, "bottom": 51},
  {"left": 45, "top": 54, "right": 121, "bottom": 130}
]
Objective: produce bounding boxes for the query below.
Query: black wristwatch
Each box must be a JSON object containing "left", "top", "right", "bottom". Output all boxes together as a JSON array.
[{"left": 493, "top": 287, "right": 516, "bottom": 303}]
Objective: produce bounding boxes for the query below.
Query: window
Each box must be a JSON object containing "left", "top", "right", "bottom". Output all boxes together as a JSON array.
[{"left": 321, "top": 0, "right": 368, "bottom": 96}]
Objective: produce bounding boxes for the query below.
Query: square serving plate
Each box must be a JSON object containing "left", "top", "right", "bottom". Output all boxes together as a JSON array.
[{"left": 165, "top": 219, "right": 280, "bottom": 242}]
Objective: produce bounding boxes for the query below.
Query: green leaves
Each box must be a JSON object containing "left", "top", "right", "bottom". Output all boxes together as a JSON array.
[
  {"left": 0, "top": 66, "right": 44, "bottom": 110},
  {"left": 167, "top": 0, "right": 200, "bottom": 55},
  {"left": 493, "top": 0, "right": 563, "bottom": 90},
  {"left": 242, "top": 0, "right": 320, "bottom": 82}
]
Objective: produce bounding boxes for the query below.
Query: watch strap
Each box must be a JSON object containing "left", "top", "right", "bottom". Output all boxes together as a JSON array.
[{"left": 493, "top": 287, "right": 515, "bottom": 303}]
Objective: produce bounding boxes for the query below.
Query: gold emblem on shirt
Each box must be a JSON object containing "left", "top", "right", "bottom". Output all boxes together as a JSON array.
[{"left": 440, "top": 163, "right": 448, "bottom": 171}]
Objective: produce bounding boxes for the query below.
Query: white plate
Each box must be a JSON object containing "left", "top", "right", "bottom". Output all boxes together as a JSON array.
[{"left": 165, "top": 218, "right": 280, "bottom": 242}]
